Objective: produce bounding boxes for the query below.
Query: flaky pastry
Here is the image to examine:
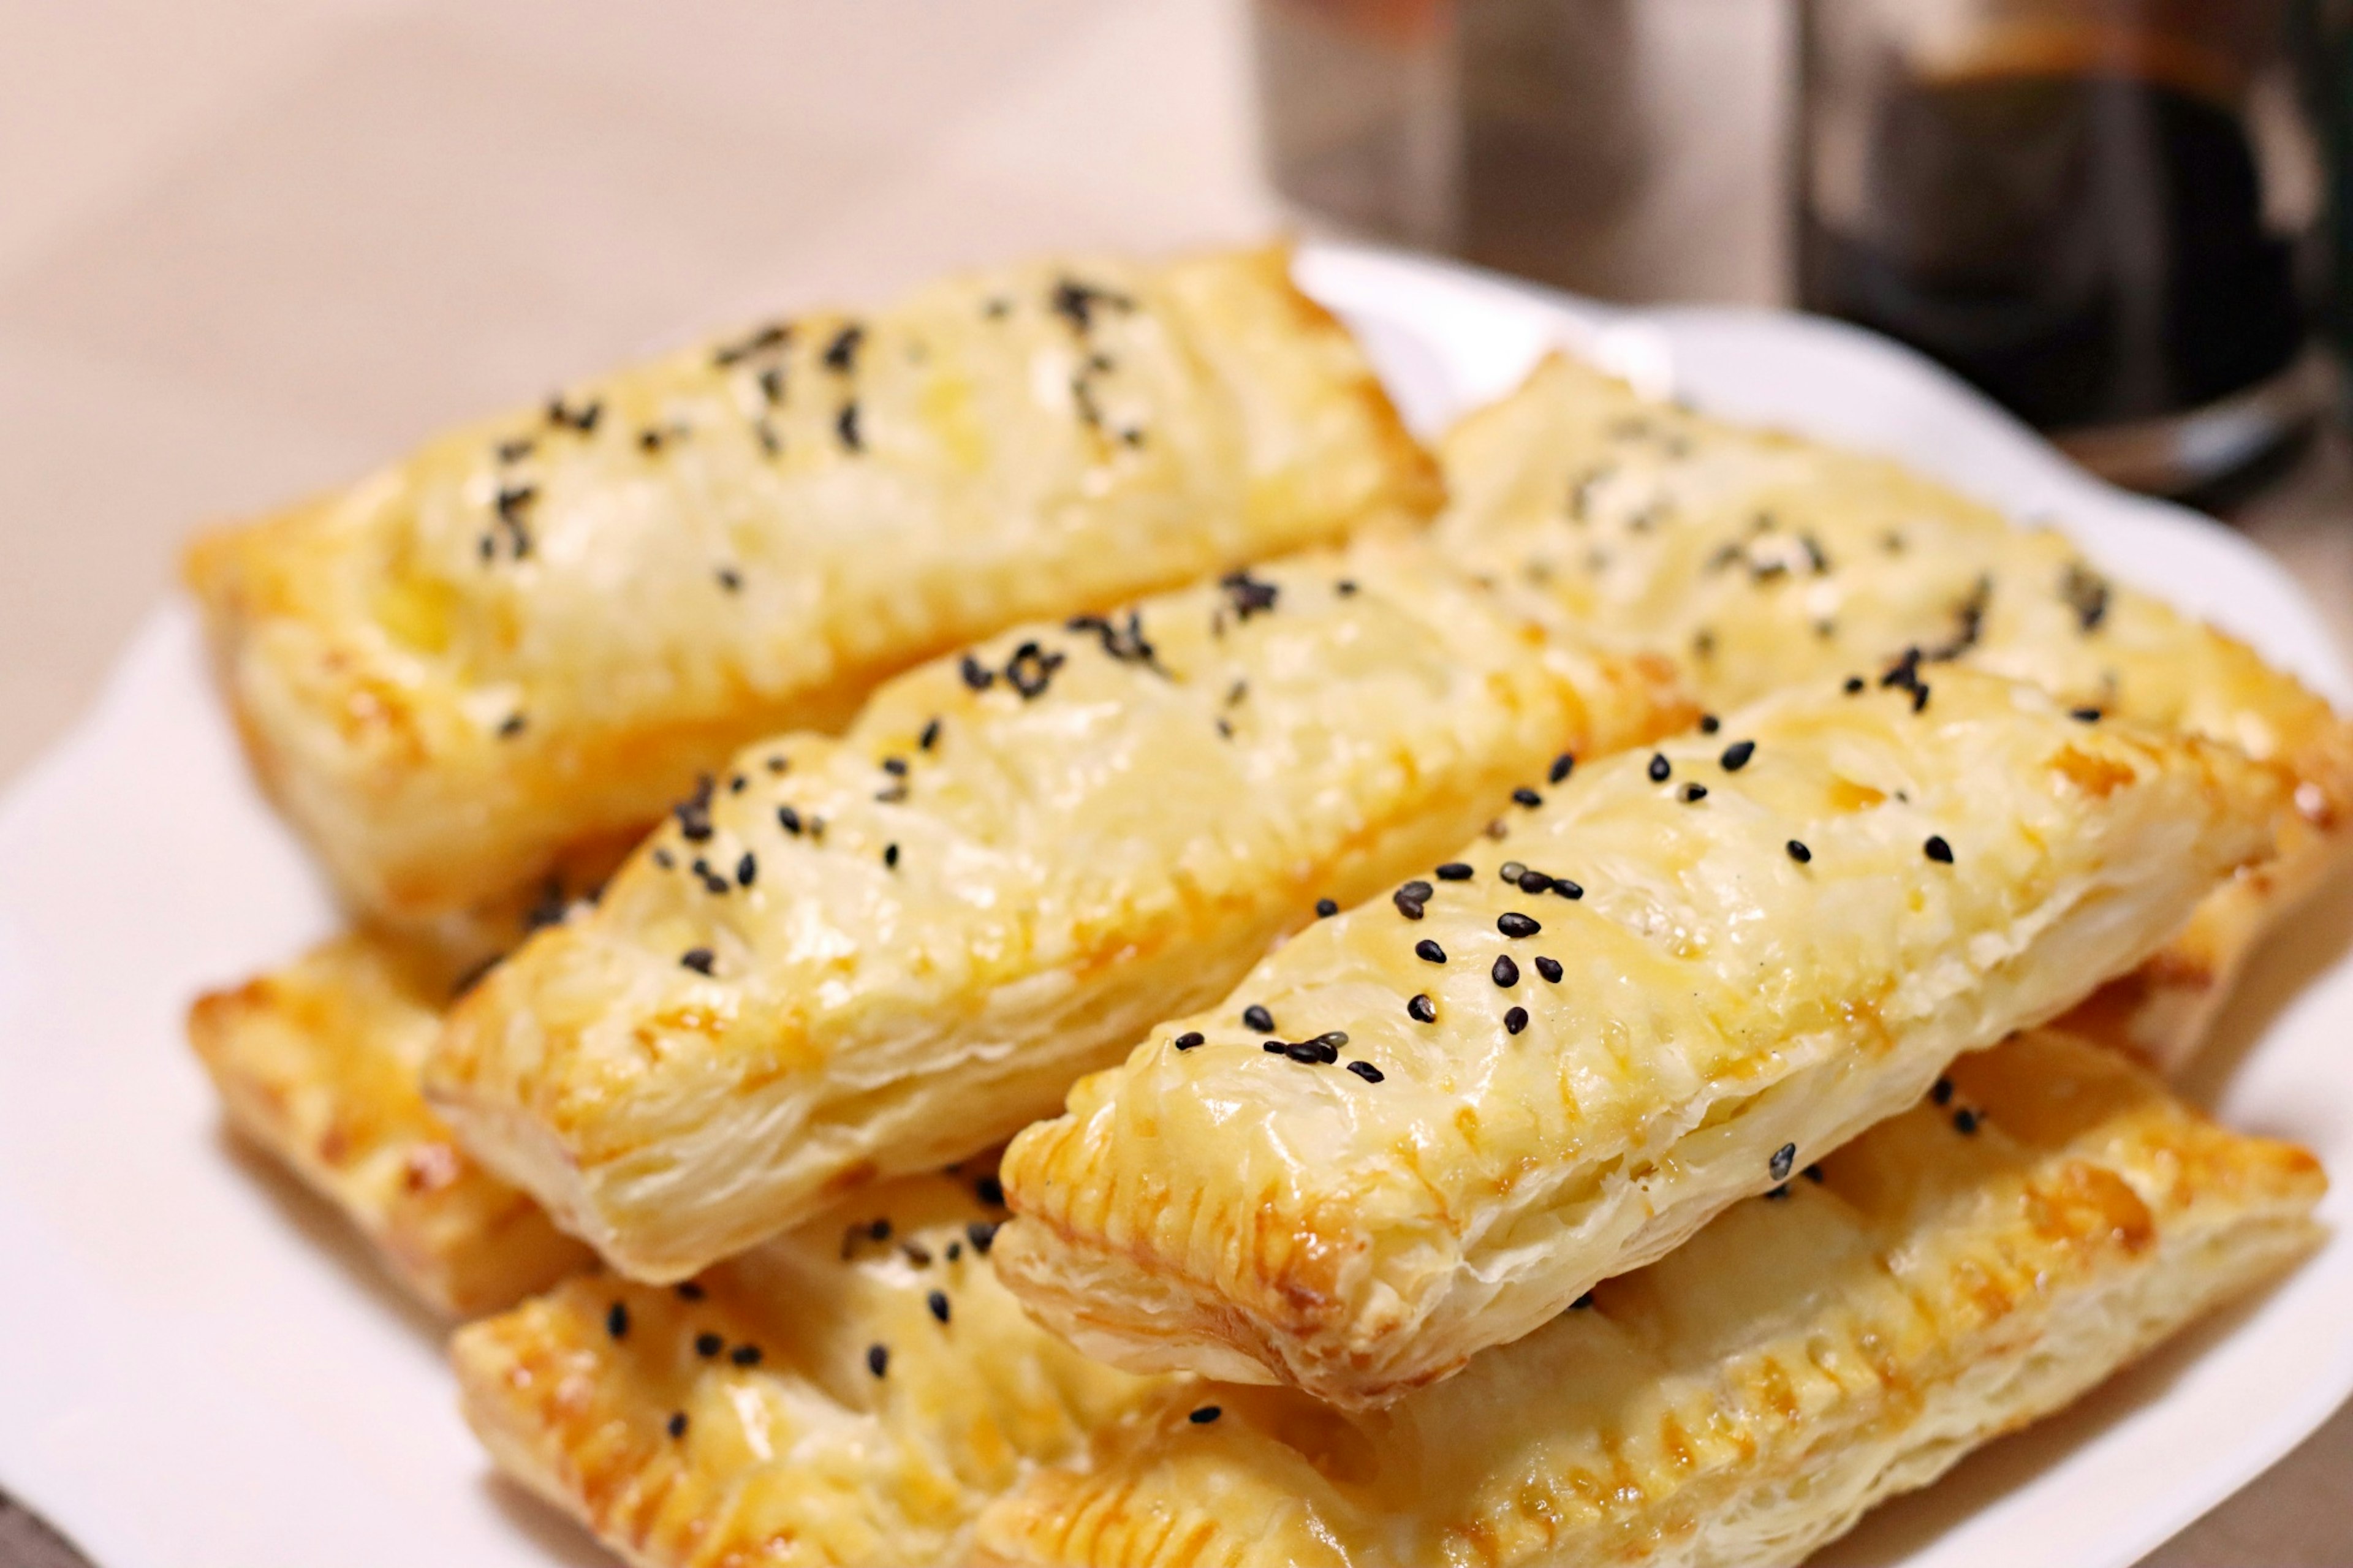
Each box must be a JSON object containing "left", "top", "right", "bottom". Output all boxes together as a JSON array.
[
  {"left": 996, "top": 668, "right": 2280, "bottom": 1406},
  {"left": 186, "top": 246, "right": 1438, "bottom": 923},
  {"left": 1438, "top": 353, "right": 2353, "bottom": 1068},
  {"left": 976, "top": 1029, "right": 2323, "bottom": 1567},
  {"left": 428, "top": 536, "right": 1692, "bottom": 1281}
]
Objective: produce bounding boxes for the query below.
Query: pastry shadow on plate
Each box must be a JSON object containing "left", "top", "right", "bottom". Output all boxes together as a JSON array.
[
  {"left": 2178, "top": 868, "right": 2353, "bottom": 1133},
  {"left": 211, "top": 1124, "right": 449, "bottom": 1348},
  {"left": 476, "top": 1474, "right": 615, "bottom": 1568},
  {"left": 1809, "top": 1270, "right": 2309, "bottom": 1566}
]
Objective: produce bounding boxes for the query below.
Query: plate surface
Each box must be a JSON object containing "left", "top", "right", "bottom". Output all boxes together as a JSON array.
[{"left": 1, "top": 244, "right": 2346, "bottom": 1568}]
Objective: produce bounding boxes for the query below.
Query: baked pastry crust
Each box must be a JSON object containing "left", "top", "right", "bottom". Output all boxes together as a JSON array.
[
  {"left": 185, "top": 246, "right": 1439, "bottom": 923},
  {"left": 426, "top": 536, "right": 1694, "bottom": 1281},
  {"left": 1437, "top": 353, "right": 2353, "bottom": 1069},
  {"left": 995, "top": 668, "right": 2281, "bottom": 1407},
  {"left": 451, "top": 1162, "right": 1172, "bottom": 1568},
  {"left": 974, "top": 1029, "right": 2324, "bottom": 1567},
  {"left": 191, "top": 926, "right": 592, "bottom": 1316}
]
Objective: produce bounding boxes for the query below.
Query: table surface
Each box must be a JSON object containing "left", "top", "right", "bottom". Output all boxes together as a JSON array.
[{"left": 1, "top": 2, "right": 2346, "bottom": 1563}]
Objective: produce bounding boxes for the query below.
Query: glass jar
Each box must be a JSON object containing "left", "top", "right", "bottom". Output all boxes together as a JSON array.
[{"left": 1797, "top": 0, "right": 2328, "bottom": 497}]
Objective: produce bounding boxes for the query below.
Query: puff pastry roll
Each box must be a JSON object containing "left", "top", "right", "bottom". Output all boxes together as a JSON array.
[
  {"left": 452, "top": 1162, "right": 1172, "bottom": 1568},
  {"left": 185, "top": 245, "right": 1439, "bottom": 924},
  {"left": 428, "top": 536, "right": 1693, "bottom": 1281},
  {"left": 1438, "top": 353, "right": 2353, "bottom": 1069},
  {"left": 995, "top": 668, "right": 2280, "bottom": 1407},
  {"left": 976, "top": 1029, "right": 2324, "bottom": 1568},
  {"left": 191, "top": 926, "right": 592, "bottom": 1316}
]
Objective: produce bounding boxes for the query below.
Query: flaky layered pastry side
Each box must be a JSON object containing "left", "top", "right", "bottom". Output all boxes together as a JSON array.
[
  {"left": 452, "top": 1161, "right": 1172, "bottom": 1568},
  {"left": 426, "top": 536, "right": 1691, "bottom": 1282},
  {"left": 976, "top": 1030, "right": 2323, "bottom": 1568},
  {"left": 1438, "top": 353, "right": 2353, "bottom": 1069},
  {"left": 186, "top": 245, "right": 1439, "bottom": 923},
  {"left": 996, "top": 668, "right": 2281, "bottom": 1407}
]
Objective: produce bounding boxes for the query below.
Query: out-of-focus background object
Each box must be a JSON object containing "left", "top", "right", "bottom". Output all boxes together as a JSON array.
[
  {"left": 1254, "top": 0, "right": 1792, "bottom": 302},
  {"left": 1800, "top": 0, "right": 2327, "bottom": 496},
  {"left": 0, "top": 5, "right": 2347, "bottom": 1562},
  {"left": 1258, "top": 0, "right": 2346, "bottom": 499}
]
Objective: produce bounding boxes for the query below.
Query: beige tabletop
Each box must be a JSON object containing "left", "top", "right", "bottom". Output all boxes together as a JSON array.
[{"left": 0, "top": 2, "right": 2346, "bottom": 1562}]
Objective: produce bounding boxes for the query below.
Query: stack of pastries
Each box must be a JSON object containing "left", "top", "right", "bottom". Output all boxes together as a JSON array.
[{"left": 184, "top": 246, "right": 2347, "bottom": 1566}]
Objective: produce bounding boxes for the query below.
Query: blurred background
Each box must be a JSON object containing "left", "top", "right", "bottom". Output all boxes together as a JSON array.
[{"left": 0, "top": 3, "right": 2346, "bottom": 1559}]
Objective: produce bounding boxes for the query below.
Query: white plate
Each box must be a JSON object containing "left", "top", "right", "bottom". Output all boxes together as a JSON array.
[{"left": 0, "top": 244, "right": 2346, "bottom": 1568}]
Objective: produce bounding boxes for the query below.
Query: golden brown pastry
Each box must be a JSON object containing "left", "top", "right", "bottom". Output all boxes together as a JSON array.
[
  {"left": 186, "top": 246, "right": 1439, "bottom": 925},
  {"left": 191, "top": 927, "right": 591, "bottom": 1316},
  {"left": 426, "top": 535, "right": 1693, "bottom": 1282},
  {"left": 975, "top": 1029, "right": 2324, "bottom": 1568},
  {"left": 1437, "top": 352, "right": 2353, "bottom": 1069},
  {"left": 995, "top": 668, "right": 2281, "bottom": 1407},
  {"left": 452, "top": 1161, "right": 1173, "bottom": 1568}
]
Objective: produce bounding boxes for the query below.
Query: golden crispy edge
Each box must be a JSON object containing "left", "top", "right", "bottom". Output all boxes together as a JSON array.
[
  {"left": 970, "top": 1031, "right": 2326, "bottom": 1567},
  {"left": 188, "top": 930, "right": 591, "bottom": 1316}
]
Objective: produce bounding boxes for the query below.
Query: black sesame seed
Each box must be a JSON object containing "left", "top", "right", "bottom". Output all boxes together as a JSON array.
[
  {"left": 1408, "top": 993, "right": 1437, "bottom": 1023},
  {"left": 1549, "top": 752, "right": 1576, "bottom": 784},
  {"left": 1517, "top": 869, "right": 1551, "bottom": 894},
  {"left": 1335, "top": 578, "right": 1358, "bottom": 596},
  {"left": 945, "top": 1241, "right": 962, "bottom": 1262},
  {"left": 1393, "top": 889, "right": 1427, "bottom": 920},
  {"left": 1263, "top": 1040, "right": 1285, "bottom": 1055},
  {"left": 882, "top": 757, "right": 908, "bottom": 776},
  {"left": 1769, "top": 1143, "right": 1797, "bottom": 1181},
  {"left": 1173, "top": 1031, "right": 1205, "bottom": 1051},
  {"left": 1683, "top": 783, "right": 1708, "bottom": 802},
  {"left": 1931, "top": 1077, "right": 1955, "bottom": 1105},
  {"left": 1347, "top": 1060, "right": 1384, "bottom": 1083},
  {"left": 668, "top": 1411, "right": 689, "bottom": 1438},
  {"left": 681, "top": 949, "right": 715, "bottom": 975},
  {"left": 966, "top": 1221, "right": 998, "bottom": 1254},
  {"left": 1284, "top": 1038, "right": 1338, "bottom": 1064},
  {"left": 1504, "top": 1006, "right": 1529, "bottom": 1034},
  {"left": 778, "top": 805, "right": 802, "bottom": 836},
  {"left": 607, "top": 1301, "right": 630, "bottom": 1339},
  {"left": 1552, "top": 879, "right": 1583, "bottom": 901},
  {"left": 1786, "top": 839, "right": 1812, "bottom": 864},
  {"left": 1648, "top": 754, "right": 1672, "bottom": 782},
  {"left": 676, "top": 1281, "right": 706, "bottom": 1301},
  {"left": 695, "top": 1332, "right": 723, "bottom": 1358},
  {"left": 716, "top": 566, "right": 743, "bottom": 593},
  {"left": 2071, "top": 706, "right": 2102, "bottom": 723},
  {"left": 498, "top": 713, "right": 527, "bottom": 739},
  {"left": 1492, "top": 955, "right": 1520, "bottom": 988},
  {"left": 903, "top": 1242, "right": 933, "bottom": 1267},
  {"left": 884, "top": 843, "right": 900, "bottom": 869},
  {"left": 1499, "top": 861, "right": 1527, "bottom": 882},
  {"left": 927, "top": 1290, "right": 950, "bottom": 1324},
  {"left": 1719, "top": 740, "right": 1755, "bottom": 771},
  {"left": 767, "top": 754, "right": 789, "bottom": 773},
  {"left": 919, "top": 717, "right": 942, "bottom": 750},
  {"left": 1924, "top": 835, "right": 1953, "bottom": 863},
  {"left": 870, "top": 1219, "right": 892, "bottom": 1241},
  {"left": 1436, "top": 862, "right": 1474, "bottom": 882},
  {"left": 1415, "top": 939, "right": 1447, "bottom": 964},
  {"left": 1534, "top": 956, "right": 1563, "bottom": 983},
  {"left": 1243, "top": 1004, "right": 1275, "bottom": 1032},
  {"left": 867, "top": 1344, "right": 890, "bottom": 1377},
  {"left": 1844, "top": 676, "right": 1866, "bottom": 694},
  {"left": 1512, "top": 786, "right": 1544, "bottom": 809},
  {"left": 736, "top": 852, "right": 757, "bottom": 887},
  {"left": 1803, "top": 1164, "right": 1825, "bottom": 1183},
  {"left": 975, "top": 1176, "right": 1006, "bottom": 1210},
  {"left": 1191, "top": 1405, "right": 1223, "bottom": 1423},
  {"left": 732, "top": 1343, "right": 762, "bottom": 1367},
  {"left": 1399, "top": 880, "right": 1435, "bottom": 903},
  {"left": 1953, "top": 1108, "right": 1979, "bottom": 1134},
  {"left": 1316, "top": 898, "right": 1339, "bottom": 918},
  {"left": 1698, "top": 714, "right": 1721, "bottom": 735},
  {"left": 1498, "top": 912, "right": 1541, "bottom": 939},
  {"left": 960, "top": 654, "right": 995, "bottom": 691}
]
